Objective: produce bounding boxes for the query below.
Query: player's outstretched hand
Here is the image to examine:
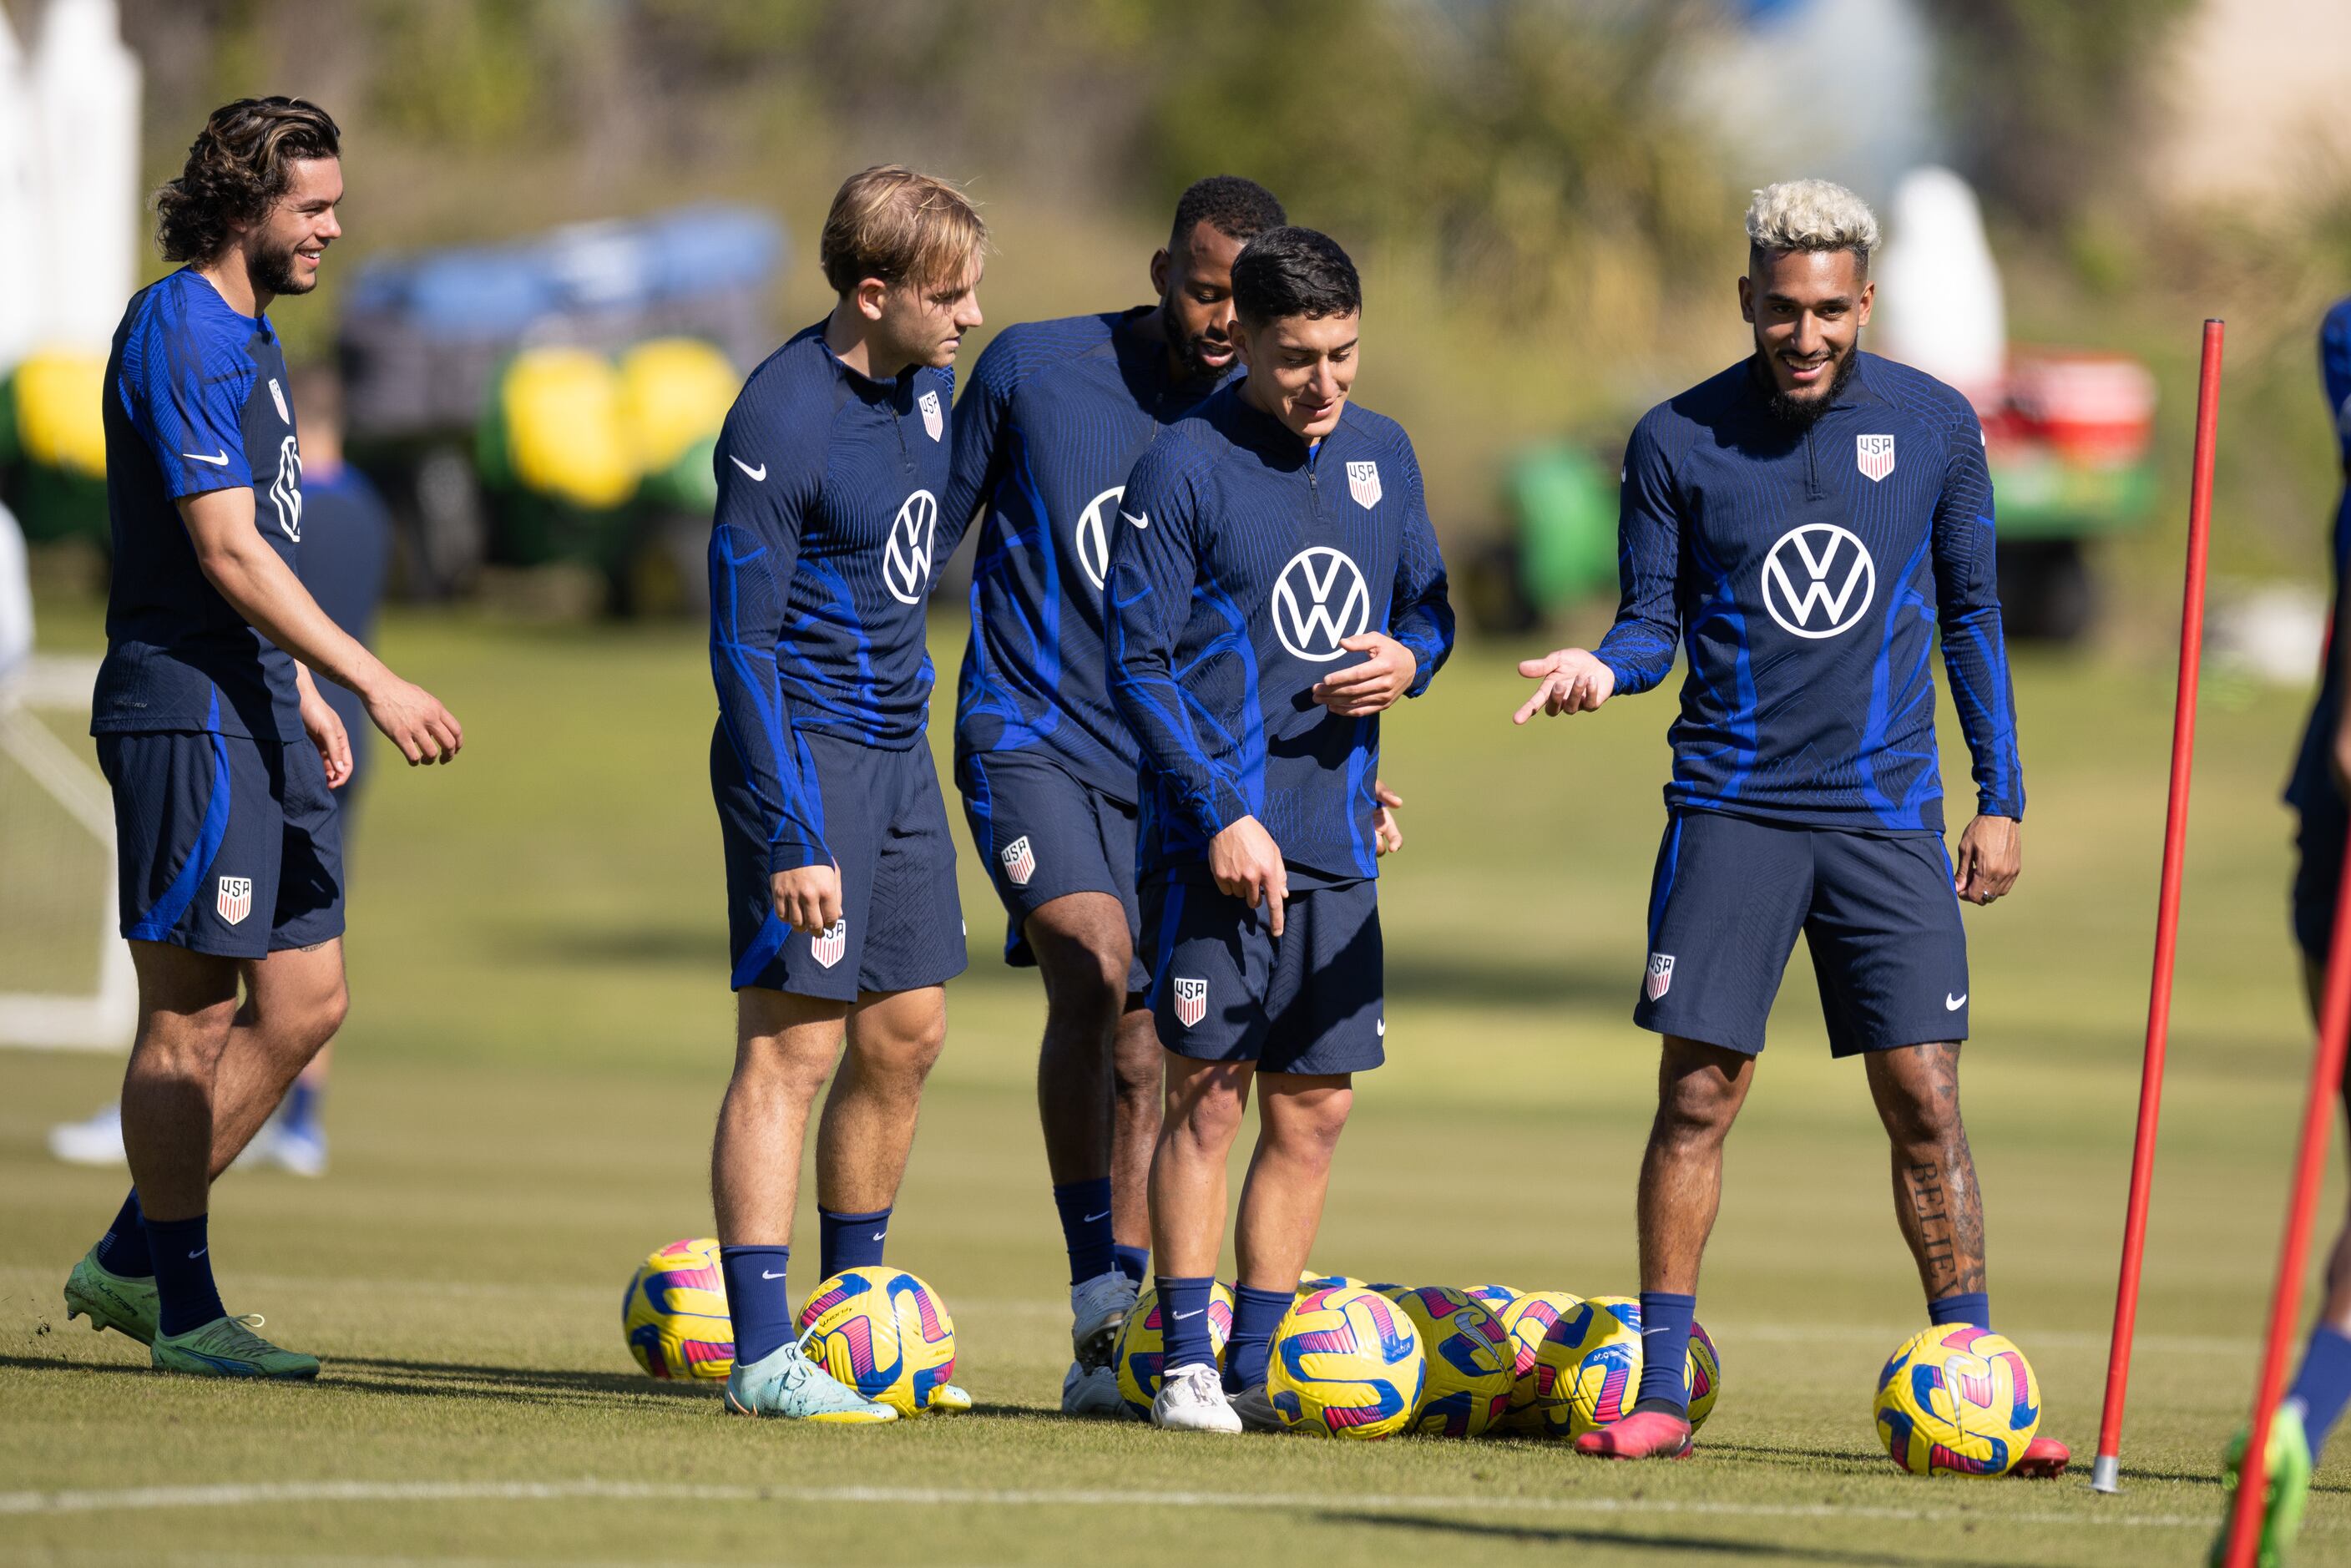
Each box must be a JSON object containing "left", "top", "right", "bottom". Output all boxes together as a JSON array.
[
  {"left": 1211, "top": 815, "right": 1288, "bottom": 937},
  {"left": 1373, "top": 779, "right": 1404, "bottom": 857},
  {"left": 299, "top": 682, "right": 352, "bottom": 789},
  {"left": 365, "top": 675, "right": 464, "bottom": 766},
  {"left": 1312, "top": 633, "right": 1417, "bottom": 716},
  {"left": 1954, "top": 815, "right": 2021, "bottom": 905},
  {"left": 770, "top": 862, "right": 843, "bottom": 936},
  {"left": 1513, "top": 648, "right": 1615, "bottom": 724}
]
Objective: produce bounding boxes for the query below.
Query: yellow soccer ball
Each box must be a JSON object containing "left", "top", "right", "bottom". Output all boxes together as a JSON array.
[
  {"left": 1535, "top": 1295, "right": 1644, "bottom": 1438},
  {"left": 1268, "top": 1286, "right": 1425, "bottom": 1439},
  {"left": 1873, "top": 1324, "right": 2042, "bottom": 1476},
  {"left": 795, "top": 1267, "right": 958, "bottom": 1415},
  {"left": 1494, "top": 1289, "right": 1583, "bottom": 1429},
  {"left": 1297, "top": 1270, "right": 1370, "bottom": 1293},
  {"left": 622, "top": 1237, "right": 734, "bottom": 1381},
  {"left": 1388, "top": 1286, "right": 1515, "bottom": 1437},
  {"left": 1687, "top": 1321, "right": 1723, "bottom": 1433},
  {"left": 1114, "top": 1282, "right": 1235, "bottom": 1420}
]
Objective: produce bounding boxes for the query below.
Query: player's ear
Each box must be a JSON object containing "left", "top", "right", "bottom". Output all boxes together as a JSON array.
[
  {"left": 1737, "top": 274, "right": 1755, "bottom": 326},
  {"left": 1149, "top": 247, "right": 1171, "bottom": 300},
  {"left": 852, "top": 277, "right": 890, "bottom": 324},
  {"left": 1855, "top": 278, "right": 1874, "bottom": 329},
  {"left": 1231, "top": 317, "right": 1255, "bottom": 371}
]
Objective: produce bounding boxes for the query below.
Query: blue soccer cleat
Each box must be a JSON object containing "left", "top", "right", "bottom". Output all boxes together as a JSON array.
[{"left": 724, "top": 1336, "right": 897, "bottom": 1424}]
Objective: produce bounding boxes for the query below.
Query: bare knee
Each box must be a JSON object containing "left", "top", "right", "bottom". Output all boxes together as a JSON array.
[
  {"left": 848, "top": 1004, "right": 946, "bottom": 1089},
  {"left": 1112, "top": 1007, "right": 1162, "bottom": 1104},
  {"left": 1652, "top": 1051, "right": 1746, "bottom": 1151},
  {"left": 1261, "top": 1083, "right": 1352, "bottom": 1165},
  {"left": 130, "top": 999, "right": 239, "bottom": 1077},
  {"left": 1031, "top": 901, "right": 1134, "bottom": 1038},
  {"left": 1164, "top": 1065, "right": 1249, "bottom": 1154}
]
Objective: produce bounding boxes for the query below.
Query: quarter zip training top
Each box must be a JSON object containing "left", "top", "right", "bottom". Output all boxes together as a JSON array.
[
  {"left": 1595, "top": 351, "right": 2023, "bottom": 835},
  {"left": 707, "top": 320, "right": 958, "bottom": 874},
  {"left": 1106, "top": 382, "right": 1454, "bottom": 884},
  {"left": 948, "top": 307, "right": 1228, "bottom": 804}
]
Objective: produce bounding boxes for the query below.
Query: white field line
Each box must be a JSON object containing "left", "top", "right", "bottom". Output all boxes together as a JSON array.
[{"left": 0, "top": 1476, "right": 2237, "bottom": 1531}]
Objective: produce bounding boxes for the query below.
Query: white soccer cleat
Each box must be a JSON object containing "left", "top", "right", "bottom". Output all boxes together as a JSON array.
[
  {"left": 237, "top": 1113, "right": 328, "bottom": 1177},
  {"left": 48, "top": 1104, "right": 126, "bottom": 1168},
  {"left": 1061, "top": 1360, "right": 1124, "bottom": 1416},
  {"left": 1069, "top": 1267, "right": 1139, "bottom": 1368},
  {"left": 1151, "top": 1362, "right": 1241, "bottom": 1433}
]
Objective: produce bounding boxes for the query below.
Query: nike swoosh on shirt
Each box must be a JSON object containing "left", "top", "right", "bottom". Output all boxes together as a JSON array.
[
  {"left": 731, "top": 456, "right": 767, "bottom": 481},
  {"left": 182, "top": 448, "right": 230, "bottom": 466},
  {"left": 1945, "top": 993, "right": 1967, "bottom": 1011},
  {"left": 1120, "top": 509, "right": 1149, "bottom": 529}
]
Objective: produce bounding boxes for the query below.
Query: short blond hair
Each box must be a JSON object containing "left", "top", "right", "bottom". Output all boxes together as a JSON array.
[
  {"left": 1745, "top": 179, "right": 1879, "bottom": 268},
  {"left": 819, "top": 164, "right": 988, "bottom": 296}
]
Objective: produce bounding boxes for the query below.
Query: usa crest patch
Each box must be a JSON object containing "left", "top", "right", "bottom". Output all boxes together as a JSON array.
[
  {"left": 1173, "top": 977, "right": 1208, "bottom": 1029},
  {"left": 1347, "top": 460, "right": 1381, "bottom": 509},
  {"left": 216, "top": 876, "right": 254, "bottom": 926},
  {"left": 1645, "top": 952, "right": 1675, "bottom": 1002},
  {"left": 1000, "top": 835, "right": 1036, "bottom": 888},
  {"left": 918, "top": 389, "right": 943, "bottom": 442},
  {"left": 811, "top": 918, "right": 847, "bottom": 969},
  {"left": 1855, "top": 433, "right": 1895, "bottom": 483}
]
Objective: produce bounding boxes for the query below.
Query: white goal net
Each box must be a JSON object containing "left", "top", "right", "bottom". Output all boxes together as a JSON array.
[{"left": 0, "top": 654, "right": 132, "bottom": 1050}]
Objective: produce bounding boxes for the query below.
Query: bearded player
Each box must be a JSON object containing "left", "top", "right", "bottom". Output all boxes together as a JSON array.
[
  {"left": 63, "top": 99, "right": 463, "bottom": 1378},
  {"left": 706, "top": 166, "right": 983, "bottom": 1422},
  {"left": 1108, "top": 226, "right": 1451, "bottom": 1433},
  {"left": 1515, "top": 180, "right": 2063, "bottom": 1474},
  {"left": 946, "top": 175, "right": 1302, "bottom": 1414}
]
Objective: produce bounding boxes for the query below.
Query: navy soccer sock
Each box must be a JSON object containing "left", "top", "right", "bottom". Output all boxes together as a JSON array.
[
  {"left": 719, "top": 1245, "right": 795, "bottom": 1366},
  {"left": 1929, "top": 1291, "right": 1992, "bottom": 1329},
  {"left": 817, "top": 1206, "right": 891, "bottom": 1281},
  {"left": 2288, "top": 1324, "right": 2351, "bottom": 1459},
  {"left": 144, "top": 1214, "right": 225, "bottom": 1338},
  {"left": 1156, "top": 1276, "right": 1217, "bottom": 1372},
  {"left": 95, "top": 1188, "right": 153, "bottom": 1278},
  {"left": 1633, "top": 1291, "right": 1697, "bottom": 1415},
  {"left": 1052, "top": 1178, "right": 1116, "bottom": 1286},
  {"left": 281, "top": 1077, "right": 322, "bottom": 1138},
  {"left": 1113, "top": 1243, "right": 1150, "bottom": 1287},
  {"left": 1224, "top": 1284, "right": 1292, "bottom": 1393}
]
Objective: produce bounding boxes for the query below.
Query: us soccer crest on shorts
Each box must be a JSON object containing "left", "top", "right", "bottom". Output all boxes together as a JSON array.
[
  {"left": 216, "top": 876, "right": 253, "bottom": 926},
  {"left": 1173, "top": 976, "right": 1207, "bottom": 1029},
  {"left": 811, "top": 918, "right": 847, "bottom": 969},
  {"left": 1645, "top": 952, "right": 1675, "bottom": 1001},
  {"left": 999, "top": 835, "right": 1036, "bottom": 888}
]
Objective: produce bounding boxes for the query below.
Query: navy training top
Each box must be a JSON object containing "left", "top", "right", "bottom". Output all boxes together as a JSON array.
[{"left": 2286, "top": 296, "right": 2351, "bottom": 818}]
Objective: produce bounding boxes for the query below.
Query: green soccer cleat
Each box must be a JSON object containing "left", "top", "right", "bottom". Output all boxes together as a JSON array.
[
  {"left": 2211, "top": 1404, "right": 2312, "bottom": 1568},
  {"left": 724, "top": 1339, "right": 897, "bottom": 1423},
  {"left": 63, "top": 1248, "right": 159, "bottom": 1346},
  {"left": 924, "top": 1381, "right": 972, "bottom": 1414},
  {"left": 150, "top": 1313, "right": 321, "bottom": 1380}
]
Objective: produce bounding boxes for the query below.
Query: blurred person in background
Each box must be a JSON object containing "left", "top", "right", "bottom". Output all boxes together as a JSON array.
[
  {"left": 0, "top": 495, "right": 29, "bottom": 683},
  {"left": 705, "top": 165, "right": 982, "bottom": 1424},
  {"left": 49, "top": 364, "right": 389, "bottom": 1178},
  {"left": 2218, "top": 294, "right": 2351, "bottom": 1563},
  {"left": 1514, "top": 180, "right": 2061, "bottom": 1475},
  {"left": 945, "top": 175, "right": 1304, "bottom": 1415},
  {"left": 62, "top": 97, "right": 462, "bottom": 1382}
]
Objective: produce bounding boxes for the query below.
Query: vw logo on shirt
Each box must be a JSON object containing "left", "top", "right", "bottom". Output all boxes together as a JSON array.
[
  {"left": 1760, "top": 522, "right": 1874, "bottom": 640},
  {"left": 883, "top": 489, "right": 939, "bottom": 605},
  {"left": 1074, "top": 484, "right": 1124, "bottom": 591},
  {"left": 1271, "top": 546, "right": 1372, "bottom": 662}
]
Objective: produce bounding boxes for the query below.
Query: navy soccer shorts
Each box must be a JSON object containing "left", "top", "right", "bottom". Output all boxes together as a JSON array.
[
  {"left": 717, "top": 731, "right": 967, "bottom": 1001},
  {"left": 1635, "top": 811, "right": 1969, "bottom": 1058},
  {"left": 2293, "top": 790, "right": 2347, "bottom": 962},
  {"left": 1140, "top": 871, "right": 1384, "bottom": 1075},
  {"left": 955, "top": 748, "right": 1147, "bottom": 994},
  {"left": 99, "top": 731, "right": 345, "bottom": 960}
]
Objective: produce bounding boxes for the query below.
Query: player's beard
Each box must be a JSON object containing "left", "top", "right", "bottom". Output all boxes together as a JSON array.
[
  {"left": 1160, "top": 294, "right": 1230, "bottom": 385},
  {"left": 251, "top": 236, "right": 316, "bottom": 297},
  {"left": 1757, "top": 342, "right": 1858, "bottom": 429}
]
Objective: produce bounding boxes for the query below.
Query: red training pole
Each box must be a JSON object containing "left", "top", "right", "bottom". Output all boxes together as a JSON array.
[
  {"left": 2091, "top": 318, "right": 2224, "bottom": 1493},
  {"left": 2223, "top": 831, "right": 2351, "bottom": 1564}
]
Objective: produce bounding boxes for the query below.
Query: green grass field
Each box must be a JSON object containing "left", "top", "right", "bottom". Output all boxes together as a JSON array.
[{"left": 3, "top": 600, "right": 2346, "bottom": 1565}]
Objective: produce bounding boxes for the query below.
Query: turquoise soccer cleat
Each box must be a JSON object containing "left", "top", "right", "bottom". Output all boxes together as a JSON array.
[
  {"left": 2211, "top": 1404, "right": 2312, "bottom": 1568},
  {"left": 63, "top": 1247, "right": 159, "bottom": 1345},
  {"left": 924, "top": 1380, "right": 972, "bottom": 1413},
  {"left": 723, "top": 1337, "right": 897, "bottom": 1423},
  {"left": 150, "top": 1313, "right": 320, "bottom": 1379}
]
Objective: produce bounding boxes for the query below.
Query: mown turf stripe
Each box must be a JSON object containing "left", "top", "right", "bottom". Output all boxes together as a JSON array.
[{"left": 0, "top": 1478, "right": 2231, "bottom": 1530}]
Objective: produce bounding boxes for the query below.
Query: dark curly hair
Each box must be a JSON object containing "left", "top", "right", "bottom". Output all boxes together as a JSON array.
[{"left": 154, "top": 98, "right": 341, "bottom": 265}]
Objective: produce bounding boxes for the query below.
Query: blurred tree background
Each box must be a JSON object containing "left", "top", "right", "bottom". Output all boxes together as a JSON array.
[{"left": 16, "top": 0, "right": 2348, "bottom": 625}]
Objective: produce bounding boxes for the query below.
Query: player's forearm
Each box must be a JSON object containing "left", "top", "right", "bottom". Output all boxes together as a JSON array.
[
  {"left": 1110, "top": 667, "right": 1246, "bottom": 839},
  {"left": 1593, "top": 620, "right": 1675, "bottom": 695},
  {"left": 193, "top": 529, "right": 389, "bottom": 700},
  {"left": 1938, "top": 604, "right": 2025, "bottom": 818},
  {"left": 1392, "top": 600, "right": 1454, "bottom": 697}
]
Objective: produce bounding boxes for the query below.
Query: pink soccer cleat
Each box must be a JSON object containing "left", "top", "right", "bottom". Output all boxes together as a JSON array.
[
  {"left": 2010, "top": 1434, "right": 2069, "bottom": 1478},
  {"left": 1574, "top": 1409, "right": 1695, "bottom": 1460}
]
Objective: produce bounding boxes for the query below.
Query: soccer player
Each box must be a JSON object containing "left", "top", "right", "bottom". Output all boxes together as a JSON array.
[
  {"left": 944, "top": 175, "right": 1293, "bottom": 1414},
  {"left": 1514, "top": 180, "right": 2061, "bottom": 1474},
  {"left": 1107, "top": 226, "right": 1453, "bottom": 1433},
  {"left": 2217, "top": 292, "right": 2351, "bottom": 1560},
  {"left": 62, "top": 98, "right": 463, "bottom": 1379},
  {"left": 706, "top": 166, "right": 983, "bottom": 1423}
]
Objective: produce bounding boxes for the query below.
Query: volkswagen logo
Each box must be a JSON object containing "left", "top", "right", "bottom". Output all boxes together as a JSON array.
[
  {"left": 883, "top": 489, "right": 939, "bottom": 606},
  {"left": 1760, "top": 523, "right": 1874, "bottom": 640},
  {"left": 1271, "top": 546, "right": 1372, "bottom": 662}
]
